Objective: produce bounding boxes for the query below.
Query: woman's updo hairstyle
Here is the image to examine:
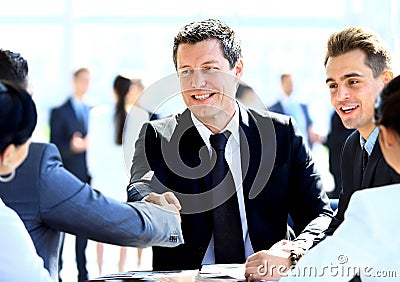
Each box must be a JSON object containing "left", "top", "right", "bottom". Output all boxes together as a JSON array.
[{"left": 0, "top": 80, "right": 37, "bottom": 153}]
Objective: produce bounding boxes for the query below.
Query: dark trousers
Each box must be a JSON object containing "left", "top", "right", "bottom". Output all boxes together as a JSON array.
[
  {"left": 76, "top": 235, "right": 88, "bottom": 282},
  {"left": 58, "top": 234, "right": 88, "bottom": 282}
]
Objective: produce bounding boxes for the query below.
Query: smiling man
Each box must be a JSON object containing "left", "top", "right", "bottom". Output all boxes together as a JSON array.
[
  {"left": 127, "top": 18, "right": 332, "bottom": 273},
  {"left": 321, "top": 27, "right": 400, "bottom": 238}
]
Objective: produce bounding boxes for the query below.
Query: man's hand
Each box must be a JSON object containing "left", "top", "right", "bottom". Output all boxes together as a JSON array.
[
  {"left": 244, "top": 240, "right": 307, "bottom": 281},
  {"left": 145, "top": 192, "right": 182, "bottom": 220},
  {"left": 270, "top": 239, "right": 303, "bottom": 253},
  {"left": 70, "top": 132, "right": 88, "bottom": 153},
  {"left": 244, "top": 247, "right": 293, "bottom": 281}
]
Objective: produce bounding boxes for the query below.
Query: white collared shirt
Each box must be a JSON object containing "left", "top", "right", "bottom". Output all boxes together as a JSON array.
[{"left": 190, "top": 103, "right": 254, "bottom": 264}]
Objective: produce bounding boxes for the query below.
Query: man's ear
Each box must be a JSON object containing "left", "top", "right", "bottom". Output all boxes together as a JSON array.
[
  {"left": 235, "top": 59, "right": 244, "bottom": 79},
  {"left": 382, "top": 70, "right": 394, "bottom": 84}
]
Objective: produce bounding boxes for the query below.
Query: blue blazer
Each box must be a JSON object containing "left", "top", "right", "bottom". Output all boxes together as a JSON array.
[
  {"left": 269, "top": 101, "right": 313, "bottom": 147},
  {"left": 128, "top": 105, "right": 333, "bottom": 270},
  {"left": 50, "top": 98, "right": 89, "bottom": 182},
  {"left": 0, "top": 142, "right": 183, "bottom": 281}
]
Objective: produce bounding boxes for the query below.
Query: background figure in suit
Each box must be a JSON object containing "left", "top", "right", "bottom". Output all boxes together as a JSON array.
[
  {"left": 50, "top": 67, "right": 92, "bottom": 282},
  {"left": 268, "top": 73, "right": 323, "bottom": 149},
  {"left": 281, "top": 74, "right": 400, "bottom": 282},
  {"left": 0, "top": 49, "right": 183, "bottom": 282},
  {"left": 0, "top": 81, "right": 52, "bottom": 282},
  {"left": 325, "top": 111, "right": 354, "bottom": 198},
  {"left": 321, "top": 26, "right": 400, "bottom": 238},
  {"left": 127, "top": 19, "right": 332, "bottom": 278}
]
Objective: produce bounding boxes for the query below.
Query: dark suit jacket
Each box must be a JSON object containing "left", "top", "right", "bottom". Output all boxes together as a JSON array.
[
  {"left": 326, "top": 130, "right": 400, "bottom": 233},
  {"left": 268, "top": 101, "right": 313, "bottom": 148},
  {"left": 50, "top": 98, "right": 89, "bottom": 182},
  {"left": 128, "top": 105, "right": 333, "bottom": 270},
  {"left": 325, "top": 112, "right": 354, "bottom": 198}
]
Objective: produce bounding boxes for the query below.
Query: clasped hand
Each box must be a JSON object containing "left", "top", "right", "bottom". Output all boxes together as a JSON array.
[{"left": 144, "top": 192, "right": 182, "bottom": 221}]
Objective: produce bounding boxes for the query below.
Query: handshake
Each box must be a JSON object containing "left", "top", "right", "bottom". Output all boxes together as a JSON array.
[{"left": 144, "top": 192, "right": 182, "bottom": 220}]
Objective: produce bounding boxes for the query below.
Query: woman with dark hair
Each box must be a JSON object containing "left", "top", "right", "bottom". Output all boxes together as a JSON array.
[
  {"left": 88, "top": 74, "right": 150, "bottom": 274},
  {"left": 0, "top": 81, "right": 52, "bottom": 281}
]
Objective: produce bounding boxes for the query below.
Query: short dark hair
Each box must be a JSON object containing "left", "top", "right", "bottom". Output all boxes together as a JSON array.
[
  {"left": 0, "top": 49, "right": 29, "bottom": 89},
  {"left": 375, "top": 74, "right": 400, "bottom": 136},
  {"left": 324, "top": 26, "right": 392, "bottom": 78},
  {"left": 73, "top": 67, "right": 90, "bottom": 78},
  {"left": 172, "top": 18, "right": 241, "bottom": 70},
  {"left": 280, "top": 73, "right": 292, "bottom": 82}
]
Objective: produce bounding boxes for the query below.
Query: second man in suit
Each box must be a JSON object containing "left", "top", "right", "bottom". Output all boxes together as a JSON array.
[{"left": 322, "top": 26, "right": 400, "bottom": 236}]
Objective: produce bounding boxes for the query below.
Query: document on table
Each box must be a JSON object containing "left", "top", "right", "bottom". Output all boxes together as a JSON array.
[
  {"left": 199, "top": 264, "right": 246, "bottom": 279},
  {"left": 90, "top": 270, "right": 199, "bottom": 280}
]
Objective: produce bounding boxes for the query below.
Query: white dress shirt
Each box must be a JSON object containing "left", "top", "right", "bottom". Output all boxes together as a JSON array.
[
  {"left": 281, "top": 184, "right": 400, "bottom": 281},
  {"left": 190, "top": 103, "right": 254, "bottom": 264}
]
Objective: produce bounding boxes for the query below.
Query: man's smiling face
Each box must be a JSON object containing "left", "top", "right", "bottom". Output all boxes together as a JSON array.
[
  {"left": 176, "top": 38, "right": 242, "bottom": 132},
  {"left": 325, "top": 49, "right": 386, "bottom": 139}
]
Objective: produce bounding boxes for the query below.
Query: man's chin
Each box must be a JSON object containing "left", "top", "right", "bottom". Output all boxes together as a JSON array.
[{"left": 190, "top": 105, "right": 217, "bottom": 117}]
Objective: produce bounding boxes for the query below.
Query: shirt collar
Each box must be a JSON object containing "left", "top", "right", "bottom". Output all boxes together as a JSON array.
[
  {"left": 360, "top": 126, "right": 379, "bottom": 156},
  {"left": 191, "top": 102, "right": 241, "bottom": 150},
  {"left": 71, "top": 96, "right": 85, "bottom": 111}
]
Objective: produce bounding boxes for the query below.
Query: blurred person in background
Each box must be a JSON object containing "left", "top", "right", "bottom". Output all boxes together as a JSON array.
[
  {"left": 50, "top": 67, "right": 92, "bottom": 282},
  {"left": 269, "top": 73, "right": 324, "bottom": 149},
  {"left": 88, "top": 75, "right": 149, "bottom": 274}
]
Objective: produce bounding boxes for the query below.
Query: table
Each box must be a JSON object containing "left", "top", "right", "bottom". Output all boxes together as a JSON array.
[{"left": 86, "top": 269, "right": 246, "bottom": 282}]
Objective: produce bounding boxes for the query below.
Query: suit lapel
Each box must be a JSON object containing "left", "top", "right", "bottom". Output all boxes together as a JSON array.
[
  {"left": 351, "top": 137, "right": 363, "bottom": 192},
  {"left": 239, "top": 110, "right": 258, "bottom": 200},
  {"left": 167, "top": 109, "right": 211, "bottom": 192}
]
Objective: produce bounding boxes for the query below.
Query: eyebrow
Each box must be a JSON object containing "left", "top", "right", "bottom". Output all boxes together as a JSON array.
[
  {"left": 325, "top": 72, "right": 364, "bottom": 84},
  {"left": 178, "top": 60, "right": 220, "bottom": 69}
]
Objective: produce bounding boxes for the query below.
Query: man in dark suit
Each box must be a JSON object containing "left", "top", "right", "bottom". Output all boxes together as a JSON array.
[
  {"left": 127, "top": 19, "right": 333, "bottom": 277},
  {"left": 50, "top": 67, "right": 91, "bottom": 282},
  {"left": 322, "top": 27, "right": 400, "bottom": 237}
]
